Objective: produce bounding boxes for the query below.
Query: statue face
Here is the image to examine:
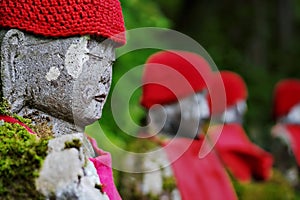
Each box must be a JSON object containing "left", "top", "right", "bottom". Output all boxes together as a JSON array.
[
  {"left": 220, "top": 100, "right": 247, "bottom": 124},
  {"left": 2, "top": 30, "right": 115, "bottom": 129},
  {"left": 284, "top": 103, "right": 300, "bottom": 124},
  {"left": 149, "top": 91, "right": 210, "bottom": 138},
  {"left": 71, "top": 37, "right": 115, "bottom": 128}
]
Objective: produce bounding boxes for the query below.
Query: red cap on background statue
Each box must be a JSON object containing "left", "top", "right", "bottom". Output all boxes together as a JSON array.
[
  {"left": 140, "top": 50, "right": 212, "bottom": 109},
  {"left": 273, "top": 79, "right": 300, "bottom": 119},
  {"left": 0, "top": 0, "right": 126, "bottom": 46},
  {"left": 208, "top": 71, "right": 248, "bottom": 114}
]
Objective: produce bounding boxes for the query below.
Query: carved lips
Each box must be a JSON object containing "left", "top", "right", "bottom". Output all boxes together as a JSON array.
[{"left": 94, "top": 94, "right": 106, "bottom": 103}]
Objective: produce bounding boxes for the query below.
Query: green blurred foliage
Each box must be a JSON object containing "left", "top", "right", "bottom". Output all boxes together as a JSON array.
[
  {"left": 232, "top": 170, "right": 297, "bottom": 200},
  {"left": 120, "top": 0, "right": 170, "bottom": 28}
]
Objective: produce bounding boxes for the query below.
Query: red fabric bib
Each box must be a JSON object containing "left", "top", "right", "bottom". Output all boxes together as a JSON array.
[
  {"left": 163, "top": 137, "right": 237, "bottom": 200},
  {"left": 209, "top": 123, "right": 273, "bottom": 182}
]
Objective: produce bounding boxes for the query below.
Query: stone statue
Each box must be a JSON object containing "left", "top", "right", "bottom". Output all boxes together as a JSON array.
[
  {"left": 0, "top": 0, "right": 125, "bottom": 199},
  {"left": 119, "top": 50, "right": 237, "bottom": 200},
  {"left": 271, "top": 79, "right": 300, "bottom": 189},
  {"left": 207, "top": 71, "right": 273, "bottom": 182}
]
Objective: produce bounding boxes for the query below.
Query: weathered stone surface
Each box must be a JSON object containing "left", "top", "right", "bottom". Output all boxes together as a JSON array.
[
  {"left": 36, "top": 134, "right": 109, "bottom": 200},
  {"left": 0, "top": 29, "right": 114, "bottom": 134}
]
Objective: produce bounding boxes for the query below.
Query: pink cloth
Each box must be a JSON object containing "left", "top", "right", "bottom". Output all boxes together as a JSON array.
[
  {"left": 209, "top": 123, "right": 273, "bottom": 182},
  {"left": 163, "top": 137, "right": 237, "bottom": 200},
  {"left": 88, "top": 137, "right": 122, "bottom": 200}
]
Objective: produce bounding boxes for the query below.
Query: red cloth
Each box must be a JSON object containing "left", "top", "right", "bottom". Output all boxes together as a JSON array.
[
  {"left": 89, "top": 137, "right": 122, "bottom": 200},
  {"left": 273, "top": 79, "right": 300, "bottom": 118},
  {"left": 163, "top": 137, "right": 237, "bottom": 200},
  {"left": 0, "top": 0, "right": 126, "bottom": 46},
  {"left": 0, "top": 115, "right": 35, "bottom": 134},
  {"left": 141, "top": 50, "right": 212, "bottom": 109},
  {"left": 209, "top": 124, "right": 273, "bottom": 182}
]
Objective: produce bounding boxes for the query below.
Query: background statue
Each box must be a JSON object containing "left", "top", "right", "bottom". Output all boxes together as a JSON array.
[
  {"left": 271, "top": 79, "right": 300, "bottom": 189},
  {"left": 119, "top": 50, "right": 237, "bottom": 200}
]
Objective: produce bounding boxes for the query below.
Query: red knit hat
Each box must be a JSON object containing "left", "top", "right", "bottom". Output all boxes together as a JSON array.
[
  {"left": 140, "top": 50, "right": 212, "bottom": 109},
  {"left": 0, "top": 0, "right": 126, "bottom": 46},
  {"left": 273, "top": 79, "right": 300, "bottom": 119},
  {"left": 208, "top": 71, "right": 248, "bottom": 114}
]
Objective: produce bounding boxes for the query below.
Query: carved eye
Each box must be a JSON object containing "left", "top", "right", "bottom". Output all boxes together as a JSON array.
[{"left": 84, "top": 52, "right": 103, "bottom": 61}]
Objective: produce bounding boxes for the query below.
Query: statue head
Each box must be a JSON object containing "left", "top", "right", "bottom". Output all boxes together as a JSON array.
[
  {"left": 273, "top": 79, "right": 300, "bottom": 124},
  {"left": 0, "top": 0, "right": 126, "bottom": 131},
  {"left": 140, "top": 50, "right": 212, "bottom": 138},
  {"left": 208, "top": 71, "right": 248, "bottom": 124}
]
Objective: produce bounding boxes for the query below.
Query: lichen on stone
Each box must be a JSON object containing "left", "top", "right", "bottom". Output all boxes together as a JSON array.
[{"left": 64, "top": 138, "right": 82, "bottom": 151}]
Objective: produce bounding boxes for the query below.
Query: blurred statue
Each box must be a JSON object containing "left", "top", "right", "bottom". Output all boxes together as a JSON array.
[
  {"left": 271, "top": 79, "right": 300, "bottom": 189},
  {"left": 207, "top": 71, "right": 273, "bottom": 182},
  {"left": 119, "top": 50, "right": 237, "bottom": 200},
  {"left": 0, "top": 0, "right": 125, "bottom": 199},
  {"left": 207, "top": 72, "right": 298, "bottom": 199}
]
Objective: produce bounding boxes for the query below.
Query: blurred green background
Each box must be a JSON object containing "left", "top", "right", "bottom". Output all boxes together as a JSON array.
[{"left": 86, "top": 0, "right": 300, "bottom": 156}]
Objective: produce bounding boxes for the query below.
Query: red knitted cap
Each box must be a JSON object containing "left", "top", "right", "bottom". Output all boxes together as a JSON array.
[
  {"left": 208, "top": 71, "right": 248, "bottom": 114},
  {"left": 140, "top": 50, "right": 212, "bottom": 109},
  {"left": 273, "top": 79, "right": 300, "bottom": 118},
  {"left": 0, "top": 0, "right": 126, "bottom": 46}
]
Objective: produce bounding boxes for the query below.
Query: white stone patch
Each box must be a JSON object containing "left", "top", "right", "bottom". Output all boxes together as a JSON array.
[
  {"left": 45, "top": 67, "right": 61, "bottom": 81},
  {"left": 65, "top": 37, "right": 90, "bottom": 79}
]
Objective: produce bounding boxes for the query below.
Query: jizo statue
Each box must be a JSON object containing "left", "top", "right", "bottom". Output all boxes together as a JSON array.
[
  {"left": 119, "top": 50, "right": 237, "bottom": 200},
  {"left": 0, "top": 0, "right": 125, "bottom": 199}
]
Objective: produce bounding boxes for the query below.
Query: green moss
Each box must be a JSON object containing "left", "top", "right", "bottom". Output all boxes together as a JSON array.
[
  {"left": 145, "top": 193, "right": 160, "bottom": 200},
  {"left": 126, "top": 138, "right": 159, "bottom": 153},
  {"left": 0, "top": 121, "right": 51, "bottom": 199},
  {"left": 64, "top": 138, "right": 82, "bottom": 151},
  {"left": 162, "top": 176, "right": 177, "bottom": 193},
  {"left": 232, "top": 169, "right": 297, "bottom": 200},
  {"left": 0, "top": 98, "right": 11, "bottom": 116},
  {"left": 0, "top": 101, "right": 54, "bottom": 199}
]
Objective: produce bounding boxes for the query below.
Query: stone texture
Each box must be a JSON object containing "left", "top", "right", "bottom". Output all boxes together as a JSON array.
[{"left": 36, "top": 134, "right": 109, "bottom": 200}]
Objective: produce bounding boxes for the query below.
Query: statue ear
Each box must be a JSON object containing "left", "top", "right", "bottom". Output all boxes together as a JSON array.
[{"left": 1, "top": 29, "right": 25, "bottom": 112}]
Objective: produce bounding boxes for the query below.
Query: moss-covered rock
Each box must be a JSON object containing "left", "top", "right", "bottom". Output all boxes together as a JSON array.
[{"left": 0, "top": 101, "right": 53, "bottom": 199}]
